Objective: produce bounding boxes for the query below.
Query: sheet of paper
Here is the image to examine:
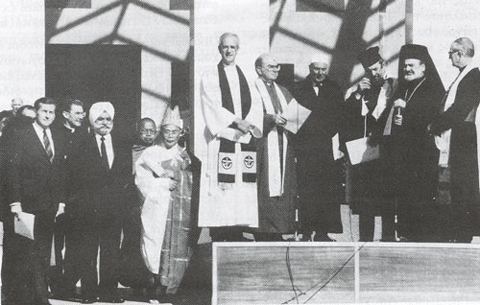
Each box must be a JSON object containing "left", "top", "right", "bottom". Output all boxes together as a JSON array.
[
  {"left": 282, "top": 99, "right": 311, "bottom": 134},
  {"left": 14, "top": 211, "right": 35, "bottom": 240},
  {"left": 346, "top": 137, "right": 380, "bottom": 165}
]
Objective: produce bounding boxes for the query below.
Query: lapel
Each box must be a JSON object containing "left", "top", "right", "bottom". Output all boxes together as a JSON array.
[
  {"left": 89, "top": 132, "right": 116, "bottom": 172},
  {"left": 26, "top": 124, "right": 52, "bottom": 164},
  {"left": 303, "top": 79, "right": 319, "bottom": 110},
  {"left": 110, "top": 133, "right": 118, "bottom": 172}
]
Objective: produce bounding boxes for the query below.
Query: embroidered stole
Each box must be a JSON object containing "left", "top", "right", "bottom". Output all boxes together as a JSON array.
[{"left": 217, "top": 62, "right": 256, "bottom": 183}]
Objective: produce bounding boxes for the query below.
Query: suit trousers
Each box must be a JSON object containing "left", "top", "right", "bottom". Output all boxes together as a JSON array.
[
  {"left": 48, "top": 213, "right": 70, "bottom": 293},
  {"left": 2, "top": 211, "right": 55, "bottom": 305},
  {"left": 66, "top": 214, "right": 122, "bottom": 297}
]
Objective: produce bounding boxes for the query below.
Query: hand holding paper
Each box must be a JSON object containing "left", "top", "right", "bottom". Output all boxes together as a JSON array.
[
  {"left": 281, "top": 98, "right": 311, "bottom": 134},
  {"left": 14, "top": 212, "right": 35, "bottom": 240},
  {"left": 10, "top": 202, "right": 22, "bottom": 216}
]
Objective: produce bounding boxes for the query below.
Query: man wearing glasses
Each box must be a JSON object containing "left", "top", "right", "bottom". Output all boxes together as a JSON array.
[
  {"left": 253, "top": 54, "right": 297, "bottom": 241},
  {"left": 429, "top": 37, "right": 480, "bottom": 243}
]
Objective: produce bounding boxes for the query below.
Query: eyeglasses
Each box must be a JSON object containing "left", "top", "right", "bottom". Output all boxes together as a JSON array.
[
  {"left": 162, "top": 129, "right": 181, "bottom": 136},
  {"left": 448, "top": 50, "right": 459, "bottom": 57},
  {"left": 70, "top": 111, "right": 85, "bottom": 117}
]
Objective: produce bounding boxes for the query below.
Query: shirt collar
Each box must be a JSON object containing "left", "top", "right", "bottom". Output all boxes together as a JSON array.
[
  {"left": 95, "top": 132, "right": 111, "bottom": 140},
  {"left": 33, "top": 121, "right": 49, "bottom": 132},
  {"left": 63, "top": 122, "right": 76, "bottom": 133}
]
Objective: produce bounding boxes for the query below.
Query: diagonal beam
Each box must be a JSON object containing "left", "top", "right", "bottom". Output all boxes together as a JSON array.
[
  {"left": 49, "top": 1, "right": 123, "bottom": 38},
  {"left": 116, "top": 34, "right": 185, "bottom": 62},
  {"left": 132, "top": 0, "right": 189, "bottom": 26}
]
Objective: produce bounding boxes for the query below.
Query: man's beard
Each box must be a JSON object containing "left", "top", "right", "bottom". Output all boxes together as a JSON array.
[{"left": 371, "top": 76, "right": 385, "bottom": 87}]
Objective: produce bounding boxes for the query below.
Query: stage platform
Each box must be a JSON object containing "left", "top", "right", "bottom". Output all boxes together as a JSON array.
[{"left": 213, "top": 242, "right": 480, "bottom": 304}]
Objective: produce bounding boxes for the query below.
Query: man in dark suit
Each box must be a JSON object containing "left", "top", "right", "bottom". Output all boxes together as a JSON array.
[
  {"left": 62, "top": 101, "right": 132, "bottom": 303},
  {"left": 292, "top": 56, "right": 343, "bottom": 241},
  {"left": 3, "top": 97, "right": 67, "bottom": 305},
  {"left": 48, "top": 98, "right": 86, "bottom": 296}
]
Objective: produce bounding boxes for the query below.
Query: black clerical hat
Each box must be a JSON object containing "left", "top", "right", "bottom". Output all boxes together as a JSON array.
[
  {"left": 400, "top": 44, "right": 429, "bottom": 61},
  {"left": 358, "top": 46, "right": 382, "bottom": 69}
]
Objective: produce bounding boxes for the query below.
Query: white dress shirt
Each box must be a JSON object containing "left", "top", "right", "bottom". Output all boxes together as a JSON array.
[
  {"left": 33, "top": 121, "right": 55, "bottom": 157},
  {"left": 95, "top": 133, "right": 114, "bottom": 169}
]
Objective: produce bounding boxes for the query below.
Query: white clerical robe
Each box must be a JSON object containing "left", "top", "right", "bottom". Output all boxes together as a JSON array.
[{"left": 198, "top": 64, "right": 263, "bottom": 227}]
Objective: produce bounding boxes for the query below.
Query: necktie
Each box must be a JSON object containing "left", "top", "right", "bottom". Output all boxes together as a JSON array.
[
  {"left": 100, "top": 136, "right": 109, "bottom": 170},
  {"left": 43, "top": 129, "right": 54, "bottom": 163},
  {"left": 315, "top": 82, "right": 322, "bottom": 96}
]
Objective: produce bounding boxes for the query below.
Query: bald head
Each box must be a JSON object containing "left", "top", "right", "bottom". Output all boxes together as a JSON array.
[
  {"left": 137, "top": 117, "right": 158, "bottom": 146},
  {"left": 11, "top": 98, "right": 23, "bottom": 115}
]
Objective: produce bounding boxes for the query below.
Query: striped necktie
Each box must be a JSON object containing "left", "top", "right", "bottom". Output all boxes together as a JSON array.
[{"left": 43, "top": 129, "right": 54, "bottom": 163}]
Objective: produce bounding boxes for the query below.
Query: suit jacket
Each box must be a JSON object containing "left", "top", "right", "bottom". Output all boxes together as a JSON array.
[
  {"left": 292, "top": 76, "right": 343, "bottom": 158},
  {"left": 7, "top": 123, "right": 68, "bottom": 213},
  {"left": 68, "top": 131, "right": 133, "bottom": 217}
]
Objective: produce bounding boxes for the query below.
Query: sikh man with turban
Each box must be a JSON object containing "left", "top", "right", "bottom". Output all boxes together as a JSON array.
[{"left": 58, "top": 102, "right": 132, "bottom": 303}]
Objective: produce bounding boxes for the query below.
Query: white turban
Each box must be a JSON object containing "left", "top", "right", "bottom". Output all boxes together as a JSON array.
[
  {"left": 89, "top": 101, "right": 115, "bottom": 126},
  {"left": 310, "top": 54, "right": 330, "bottom": 65}
]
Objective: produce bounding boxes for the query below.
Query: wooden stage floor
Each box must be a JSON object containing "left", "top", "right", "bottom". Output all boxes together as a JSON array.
[{"left": 214, "top": 242, "right": 480, "bottom": 305}]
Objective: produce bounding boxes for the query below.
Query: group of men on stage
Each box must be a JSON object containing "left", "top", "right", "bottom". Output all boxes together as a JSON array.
[
  {"left": 2, "top": 30, "right": 480, "bottom": 304},
  {"left": 199, "top": 33, "right": 480, "bottom": 245}
]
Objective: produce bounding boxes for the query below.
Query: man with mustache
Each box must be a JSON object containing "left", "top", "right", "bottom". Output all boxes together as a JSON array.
[
  {"left": 59, "top": 102, "right": 132, "bottom": 303},
  {"left": 383, "top": 44, "right": 445, "bottom": 242}
]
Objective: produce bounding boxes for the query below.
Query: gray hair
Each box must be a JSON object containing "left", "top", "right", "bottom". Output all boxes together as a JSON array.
[
  {"left": 218, "top": 32, "right": 239, "bottom": 48},
  {"left": 453, "top": 37, "right": 475, "bottom": 58}
]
